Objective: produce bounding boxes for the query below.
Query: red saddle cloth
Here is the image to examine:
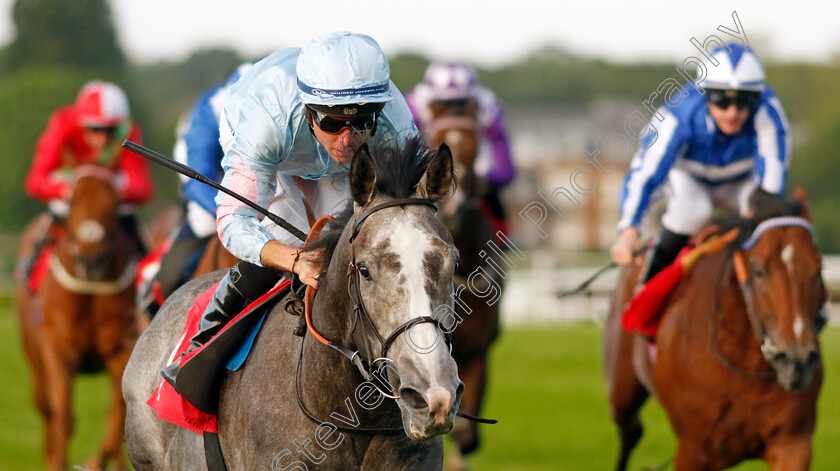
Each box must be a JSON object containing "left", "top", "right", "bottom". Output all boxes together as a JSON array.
[
  {"left": 621, "top": 248, "right": 691, "bottom": 338},
  {"left": 146, "top": 278, "right": 291, "bottom": 434},
  {"left": 135, "top": 236, "right": 173, "bottom": 307},
  {"left": 29, "top": 245, "right": 54, "bottom": 293}
]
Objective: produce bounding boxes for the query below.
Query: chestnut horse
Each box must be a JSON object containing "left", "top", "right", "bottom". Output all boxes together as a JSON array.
[
  {"left": 16, "top": 166, "right": 141, "bottom": 471},
  {"left": 605, "top": 195, "right": 825, "bottom": 470},
  {"left": 428, "top": 103, "right": 502, "bottom": 470}
]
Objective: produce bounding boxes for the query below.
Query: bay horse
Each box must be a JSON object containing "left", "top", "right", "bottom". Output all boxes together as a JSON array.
[
  {"left": 123, "top": 136, "right": 465, "bottom": 470},
  {"left": 16, "top": 165, "right": 142, "bottom": 471},
  {"left": 605, "top": 193, "right": 825, "bottom": 470},
  {"left": 428, "top": 103, "right": 502, "bottom": 470}
]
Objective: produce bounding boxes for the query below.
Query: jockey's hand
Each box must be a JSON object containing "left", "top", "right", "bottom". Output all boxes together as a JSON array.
[
  {"left": 294, "top": 249, "right": 324, "bottom": 289},
  {"left": 611, "top": 228, "right": 640, "bottom": 266},
  {"left": 681, "top": 228, "right": 740, "bottom": 272},
  {"left": 260, "top": 240, "right": 323, "bottom": 289}
]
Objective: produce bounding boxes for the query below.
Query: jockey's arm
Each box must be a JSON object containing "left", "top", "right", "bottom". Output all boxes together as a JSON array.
[
  {"left": 26, "top": 109, "right": 74, "bottom": 202},
  {"left": 752, "top": 94, "right": 790, "bottom": 194},
  {"left": 483, "top": 108, "right": 516, "bottom": 187},
  {"left": 616, "top": 109, "right": 685, "bottom": 235},
  {"left": 259, "top": 240, "right": 321, "bottom": 288}
]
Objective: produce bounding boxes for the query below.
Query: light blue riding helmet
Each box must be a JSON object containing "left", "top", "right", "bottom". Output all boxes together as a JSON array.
[
  {"left": 698, "top": 43, "right": 766, "bottom": 92},
  {"left": 297, "top": 31, "right": 393, "bottom": 110}
]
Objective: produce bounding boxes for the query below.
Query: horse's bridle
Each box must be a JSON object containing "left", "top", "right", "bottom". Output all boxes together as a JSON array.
[
  {"left": 711, "top": 217, "right": 820, "bottom": 378},
  {"left": 306, "top": 198, "right": 451, "bottom": 398},
  {"left": 296, "top": 197, "right": 496, "bottom": 433}
]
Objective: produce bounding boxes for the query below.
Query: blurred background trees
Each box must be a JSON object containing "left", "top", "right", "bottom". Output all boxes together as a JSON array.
[{"left": 0, "top": 0, "right": 838, "bottom": 254}]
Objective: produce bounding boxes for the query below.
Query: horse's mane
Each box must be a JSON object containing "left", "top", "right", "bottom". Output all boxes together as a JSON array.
[
  {"left": 302, "top": 135, "right": 441, "bottom": 266},
  {"left": 719, "top": 189, "right": 807, "bottom": 248}
]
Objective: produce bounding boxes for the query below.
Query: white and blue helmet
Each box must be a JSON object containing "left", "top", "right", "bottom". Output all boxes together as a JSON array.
[
  {"left": 698, "top": 44, "right": 766, "bottom": 92},
  {"left": 296, "top": 31, "right": 393, "bottom": 108}
]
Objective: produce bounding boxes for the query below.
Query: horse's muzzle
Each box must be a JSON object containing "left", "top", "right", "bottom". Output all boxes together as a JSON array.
[
  {"left": 770, "top": 348, "right": 821, "bottom": 392},
  {"left": 400, "top": 381, "right": 464, "bottom": 440}
]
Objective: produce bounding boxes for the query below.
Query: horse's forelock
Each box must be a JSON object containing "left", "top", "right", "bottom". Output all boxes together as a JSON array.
[
  {"left": 370, "top": 135, "right": 436, "bottom": 199},
  {"left": 302, "top": 135, "right": 441, "bottom": 268}
]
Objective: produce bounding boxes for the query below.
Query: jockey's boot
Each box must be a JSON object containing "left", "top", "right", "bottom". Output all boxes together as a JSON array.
[
  {"left": 161, "top": 261, "right": 282, "bottom": 387},
  {"left": 20, "top": 214, "right": 61, "bottom": 281},
  {"left": 188, "top": 264, "right": 253, "bottom": 350},
  {"left": 642, "top": 228, "right": 690, "bottom": 283}
]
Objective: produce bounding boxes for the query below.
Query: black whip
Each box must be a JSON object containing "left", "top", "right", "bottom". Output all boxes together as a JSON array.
[
  {"left": 556, "top": 243, "right": 651, "bottom": 299},
  {"left": 122, "top": 140, "right": 307, "bottom": 242}
]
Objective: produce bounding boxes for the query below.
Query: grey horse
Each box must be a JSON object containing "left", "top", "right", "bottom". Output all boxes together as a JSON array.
[{"left": 123, "top": 137, "right": 465, "bottom": 470}]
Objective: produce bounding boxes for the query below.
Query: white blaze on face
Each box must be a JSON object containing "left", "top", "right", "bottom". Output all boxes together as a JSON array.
[
  {"left": 781, "top": 244, "right": 804, "bottom": 341},
  {"left": 76, "top": 219, "right": 106, "bottom": 244},
  {"left": 793, "top": 316, "right": 805, "bottom": 341},
  {"left": 383, "top": 214, "right": 443, "bottom": 362},
  {"left": 781, "top": 244, "right": 795, "bottom": 276}
]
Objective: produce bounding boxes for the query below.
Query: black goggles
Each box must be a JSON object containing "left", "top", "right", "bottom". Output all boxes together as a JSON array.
[
  {"left": 306, "top": 107, "right": 378, "bottom": 134},
  {"left": 705, "top": 89, "right": 761, "bottom": 111},
  {"left": 84, "top": 126, "right": 119, "bottom": 136}
]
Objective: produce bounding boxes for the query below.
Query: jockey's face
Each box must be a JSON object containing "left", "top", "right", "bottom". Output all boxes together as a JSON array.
[
  {"left": 706, "top": 90, "right": 754, "bottom": 135},
  {"left": 83, "top": 126, "right": 118, "bottom": 151},
  {"left": 310, "top": 114, "right": 371, "bottom": 164}
]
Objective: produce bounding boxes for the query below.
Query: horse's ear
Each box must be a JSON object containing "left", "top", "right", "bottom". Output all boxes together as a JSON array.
[
  {"left": 792, "top": 186, "right": 812, "bottom": 220},
  {"left": 350, "top": 142, "right": 377, "bottom": 206},
  {"left": 417, "top": 143, "right": 454, "bottom": 202}
]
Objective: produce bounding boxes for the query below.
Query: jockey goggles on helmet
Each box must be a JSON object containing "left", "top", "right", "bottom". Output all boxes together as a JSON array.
[
  {"left": 704, "top": 88, "right": 761, "bottom": 111},
  {"left": 305, "top": 102, "right": 384, "bottom": 134}
]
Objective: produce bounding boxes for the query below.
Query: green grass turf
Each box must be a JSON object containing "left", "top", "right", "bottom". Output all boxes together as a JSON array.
[{"left": 1, "top": 296, "right": 838, "bottom": 470}]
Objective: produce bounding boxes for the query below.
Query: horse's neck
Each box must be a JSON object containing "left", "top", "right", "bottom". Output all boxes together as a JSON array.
[{"left": 311, "top": 248, "right": 356, "bottom": 346}]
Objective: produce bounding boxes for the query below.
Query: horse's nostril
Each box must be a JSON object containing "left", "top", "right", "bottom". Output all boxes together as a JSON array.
[
  {"left": 399, "top": 387, "right": 427, "bottom": 411},
  {"left": 806, "top": 350, "right": 821, "bottom": 367}
]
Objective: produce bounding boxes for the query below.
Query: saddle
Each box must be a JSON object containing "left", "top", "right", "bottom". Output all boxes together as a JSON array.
[
  {"left": 147, "top": 278, "right": 304, "bottom": 433},
  {"left": 621, "top": 227, "right": 739, "bottom": 339}
]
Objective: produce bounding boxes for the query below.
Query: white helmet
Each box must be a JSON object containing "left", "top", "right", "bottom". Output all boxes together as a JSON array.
[
  {"left": 296, "top": 31, "right": 392, "bottom": 107},
  {"left": 698, "top": 44, "right": 765, "bottom": 92},
  {"left": 423, "top": 60, "right": 478, "bottom": 101}
]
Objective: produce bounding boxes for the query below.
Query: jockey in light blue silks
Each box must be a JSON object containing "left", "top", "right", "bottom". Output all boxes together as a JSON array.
[
  {"left": 163, "top": 31, "right": 418, "bottom": 365},
  {"left": 610, "top": 44, "right": 790, "bottom": 282}
]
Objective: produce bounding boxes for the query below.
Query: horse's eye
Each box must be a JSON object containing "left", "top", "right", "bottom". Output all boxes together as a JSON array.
[
  {"left": 750, "top": 262, "right": 766, "bottom": 279},
  {"left": 455, "top": 257, "right": 461, "bottom": 269},
  {"left": 358, "top": 265, "right": 371, "bottom": 280}
]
